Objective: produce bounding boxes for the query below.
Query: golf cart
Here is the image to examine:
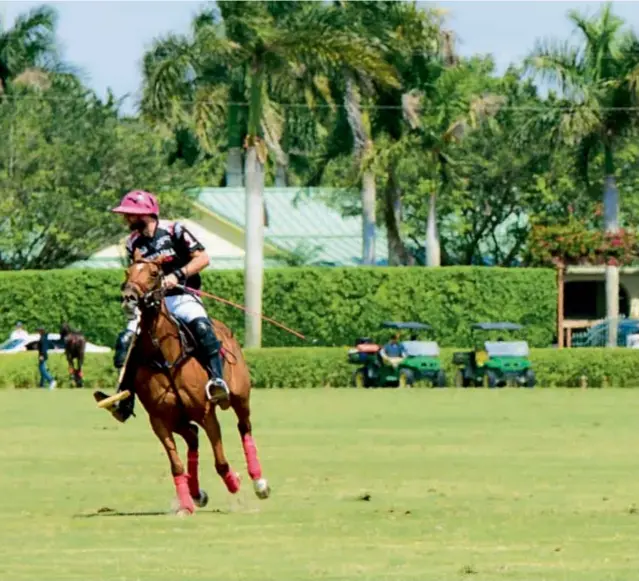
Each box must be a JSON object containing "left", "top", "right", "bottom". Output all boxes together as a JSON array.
[
  {"left": 452, "top": 322, "right": 536, "bottom": 388},
  {"left": 347, "top": 321, "right": 446, "bottom": 388}
]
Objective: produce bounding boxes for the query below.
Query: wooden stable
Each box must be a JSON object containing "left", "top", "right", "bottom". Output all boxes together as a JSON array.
[{"left": 556, "top": 265, "right": 639, "bottom": 348}]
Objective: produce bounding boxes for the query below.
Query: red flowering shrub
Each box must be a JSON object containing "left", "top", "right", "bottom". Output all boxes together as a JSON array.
[{"left": 528, "top": 217, "right": 638, "bottom": 267}]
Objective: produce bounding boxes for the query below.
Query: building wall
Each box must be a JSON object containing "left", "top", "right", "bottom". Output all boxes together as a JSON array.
[{"left": 564, "top": 270, "right": 639, "bottom": 318}]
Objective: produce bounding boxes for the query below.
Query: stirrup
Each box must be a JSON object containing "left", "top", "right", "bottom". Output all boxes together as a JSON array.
[{"left": 205, "top": 378, "right": 230, "bottom": 409}]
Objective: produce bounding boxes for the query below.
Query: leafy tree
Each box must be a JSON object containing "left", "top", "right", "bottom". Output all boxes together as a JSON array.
[{"left": 0, "top": 77, "right": 195, "bottom": 269}]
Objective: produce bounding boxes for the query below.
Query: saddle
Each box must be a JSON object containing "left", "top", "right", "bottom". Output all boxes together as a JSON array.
[
  {"left": 170, "top": 314, "right": 198, "bottom": 359},
  {"left": 164, "top": 313, "right": 229, "bottom": 367}
]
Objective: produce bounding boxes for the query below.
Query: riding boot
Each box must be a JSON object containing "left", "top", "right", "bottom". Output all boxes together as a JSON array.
[
  {"left": 93, "top": 330, "right": 136, "bottom": 423},
  {"left": 187, "top": 317, "right": 230, "bottom": 408}
]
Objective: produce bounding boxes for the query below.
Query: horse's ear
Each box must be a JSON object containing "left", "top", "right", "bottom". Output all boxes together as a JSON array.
[{"left": 132, "top": 248, "right": 143, "bottom": 262}]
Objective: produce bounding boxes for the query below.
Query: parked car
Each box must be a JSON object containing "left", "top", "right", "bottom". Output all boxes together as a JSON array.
[{"left": 0, "top": 333, "right": 111, "bottom": 355}]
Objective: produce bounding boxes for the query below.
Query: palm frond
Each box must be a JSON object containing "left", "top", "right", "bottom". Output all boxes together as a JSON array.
[
  {"left": 558, "top": 102, "right": 602, "bottom": 144},
  {"left": 142, "top": 34, "right": 196, "bottom": 123},
  {"left": 525, "top": 38, "right": 587, "bottom": 99},
  {"left": 402, "top": 89, "right": 423, "bottom": 130},
  {"left": 0, "top": 5, "right": 58, "bottom": 81},
  {"left": 192, "top": 84, "right": 228, "bottom": 154},
  {"left": 627, "top": 62, "right": 639, "bottom": 100},
  {"left": 261, "top": 95, "right": 287, "bottom": 166},
  {"left": 11, "top": 67, "right": 50, "bottom": 90},
  {"left": 268, "top": 4, "right": 400, "bottom": 89}
]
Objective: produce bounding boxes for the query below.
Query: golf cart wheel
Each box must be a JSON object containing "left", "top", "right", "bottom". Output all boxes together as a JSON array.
[
  {"left": 352, "top": 369, "right": 368, "bottom": 388},
  {"left": 398, "top": 369, "right": 414, "bottom": 388},
  {"left": 483, "top": 370, "right": 498, "bottom": 388},
  {"left": 524, "top": 369, "right": 536, "bottom": 388},
  {"left": 434, "top": 370, "right": 446, "bottom": 388}
]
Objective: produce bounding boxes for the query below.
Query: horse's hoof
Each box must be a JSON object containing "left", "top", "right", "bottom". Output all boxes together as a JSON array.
[
  {"left": 193, "top": 490, "right": 209, "bottom": 508},
  {"left": 253, "top": 477, "right": 270, "bottom": 500},
  {"left": 175, "top": 507, "right": 194, "bottom": 517}
]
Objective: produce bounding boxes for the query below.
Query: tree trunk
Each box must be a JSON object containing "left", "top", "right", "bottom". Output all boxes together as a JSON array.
[
  {"left": 425, "top": 192, "right": 441, "bottom": 267},
  {"left": 275, "top": 163, "right": 287, "bottom": 187},
  {"left": 243, "top": 144, "right": 265, "bottom": 348},
  {"left": 383, "top": 168, "right": 412, "bottom": 265},
  {"left": 344, "top": 74, "right": 376, "bottom": 266},
  {"left": 362, "top": 170, "right": 376, "bottom": 265},
  {"left": 226, "top": 147, "right": 243, "bottom": 187},
  {"left": 603, "top": 146, "right": 619, "bottom": 347}
]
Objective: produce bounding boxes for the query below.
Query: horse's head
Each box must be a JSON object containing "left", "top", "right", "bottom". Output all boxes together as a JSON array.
[{"left": 121, "top": 256, "right": 166, "bottom": 315}]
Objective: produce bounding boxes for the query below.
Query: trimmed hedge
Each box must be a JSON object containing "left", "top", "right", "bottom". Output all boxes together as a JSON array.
[
  {"left": 0, "top": 266, "right": 557, "bottom": 348},
  {"left": 2, "top": 347, "right": 638, "bottom": 389}
]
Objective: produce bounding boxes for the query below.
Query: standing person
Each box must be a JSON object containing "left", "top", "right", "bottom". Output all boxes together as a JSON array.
[{"left": 37, "top": 327, "right": 56, "bottom": 390}]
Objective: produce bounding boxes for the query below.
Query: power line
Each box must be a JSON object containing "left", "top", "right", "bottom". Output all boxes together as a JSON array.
[{"left": 2, "top": 93, "right": 639, "bottom": 112}]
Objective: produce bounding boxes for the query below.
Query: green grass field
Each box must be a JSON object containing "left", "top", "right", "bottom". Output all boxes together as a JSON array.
[{"left": 2, "top": 388, "right": 639, "bottom": 581}]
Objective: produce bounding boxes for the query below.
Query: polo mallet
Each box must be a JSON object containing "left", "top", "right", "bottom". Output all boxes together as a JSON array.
[{"left": 95, "top": 331, "right": 137, "bottom": 409}]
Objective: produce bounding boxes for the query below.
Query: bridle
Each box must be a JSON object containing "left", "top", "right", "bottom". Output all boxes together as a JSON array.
[{"left": 121, "top": 263, "right": 165, "bottom": 314}]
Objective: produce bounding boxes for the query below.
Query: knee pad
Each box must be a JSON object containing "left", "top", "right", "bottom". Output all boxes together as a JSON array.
[{"left": 189, "top": 317, "right": 220, "bottom": 351}]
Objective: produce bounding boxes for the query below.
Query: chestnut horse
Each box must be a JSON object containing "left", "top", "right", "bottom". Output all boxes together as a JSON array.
[
  {"left": 97, "top": 259, "right": 269, "bottom": 514},
  {"left": 60, "top": 322, "right": 86, "bottom": 387}
]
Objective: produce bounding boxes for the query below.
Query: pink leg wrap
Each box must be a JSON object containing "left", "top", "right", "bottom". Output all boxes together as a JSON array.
[
  {"left": 222, "top": 470, "right": 241, "bottom": 494},
  {"left": 173, "top": 474, "right": 195, "bottom": 513},
  {"left": 242, "top": 434, "right": 262, "bottom": 480},
  {"left": 187, "top": 451, "right": 200, "bottom": 498}
]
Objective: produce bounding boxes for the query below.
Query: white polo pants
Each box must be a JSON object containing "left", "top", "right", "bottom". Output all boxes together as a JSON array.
[{"left": 126, "top": 293, "right": 208, "bottom": 333}]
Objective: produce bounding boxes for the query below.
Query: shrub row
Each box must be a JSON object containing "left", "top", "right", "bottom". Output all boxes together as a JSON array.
[
  {"left": 0, "top": 266, "right": 557, "bottom": 348},
  {"left": 2, "top": 347, "right": 638, "bottom": 389}
]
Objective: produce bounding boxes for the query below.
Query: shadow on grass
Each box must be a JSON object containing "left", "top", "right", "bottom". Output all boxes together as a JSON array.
[{"left": 73, "top": 507, "right": 228, "bottom": 518}]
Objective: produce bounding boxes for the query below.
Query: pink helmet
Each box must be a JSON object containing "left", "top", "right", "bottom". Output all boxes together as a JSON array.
[{"left": 111, "top": 190, "right": 160, "bottom": 216}]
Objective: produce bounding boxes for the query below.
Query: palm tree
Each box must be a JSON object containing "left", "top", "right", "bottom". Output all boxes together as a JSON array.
[
  {"left": 525, "top": 2, "right": 639, "bottom": 346},
  {"left": 313, "top": 1, "right": 441, "bottom": 266},
  {"left": 142, "top": 1, "right": 398, "bottom": 347},
  {"left": 0, "top": 5, "right": 58, "bottom": 95},
  {"left": 420, "top": 55, "right": 506, "bottom": 266}
]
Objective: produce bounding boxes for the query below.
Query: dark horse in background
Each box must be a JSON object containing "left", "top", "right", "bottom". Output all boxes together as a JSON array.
[{"left": 60, "top": 322, "right": 86, "bottom": 387}]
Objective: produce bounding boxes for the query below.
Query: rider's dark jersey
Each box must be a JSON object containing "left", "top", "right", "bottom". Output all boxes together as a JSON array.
[{"left": 126, "top": 220, "right": 205, "bottom": 295}]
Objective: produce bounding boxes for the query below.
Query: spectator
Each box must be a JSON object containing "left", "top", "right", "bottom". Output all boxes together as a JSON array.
[
  {"left": 380, "top": 332, "right": 407, "bottom": 367},
  {"left": 37, "top": 327, "right": 56, "bottom": 390},
  {"left": 9, "top": 322, "right": 29, "bottom": 341}
]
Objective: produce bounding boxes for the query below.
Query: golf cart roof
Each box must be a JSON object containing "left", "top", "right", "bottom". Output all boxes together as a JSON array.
[
  {"left": 472, "top": 322, "right": 523, "bottom": 331},
  {"left": 484, "top": 340, "right": 529, "bottom": 357},
  {"left": 402, "top": 340, "right": 440, "bottom": 357},
  {"left": 381, "top": 321, "right": 432, "bottom": 330}
]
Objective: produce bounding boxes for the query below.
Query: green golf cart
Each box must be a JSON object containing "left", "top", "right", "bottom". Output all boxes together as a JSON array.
[
  {"left": 347, "top": 321, "right": 446, "bottom": 388},
  {"left": 452, "top": 322, "right": 536, "bottom": 388}
]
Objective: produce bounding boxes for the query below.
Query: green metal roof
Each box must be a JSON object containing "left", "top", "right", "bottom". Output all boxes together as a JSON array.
[
  {"left": 68, "top": 254, "right": 286, "bottom": 271},
  {"left": 194, "top": 187, "right": 389, "bottom": 267},
  {"left": 67, "top": 187, "right": 389, "bottom": 269}
]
